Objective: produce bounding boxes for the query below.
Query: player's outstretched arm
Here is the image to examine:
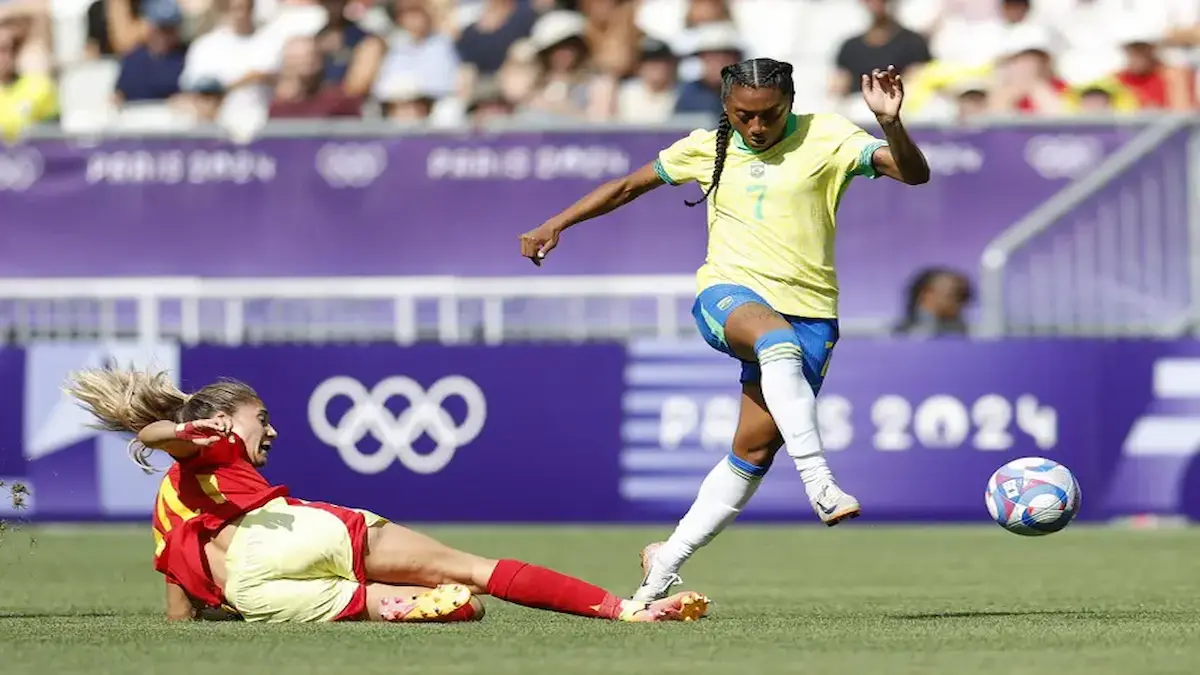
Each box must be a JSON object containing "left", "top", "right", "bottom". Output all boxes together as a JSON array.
[
  {"left": 519, "top": 161, "right": 665, "bottom": 266},
  {"left": 861, "top": 65, "right": 930, "bottom": 186},
  {"left": 136, "top": 418, "right": 232, "bottom": 461}
]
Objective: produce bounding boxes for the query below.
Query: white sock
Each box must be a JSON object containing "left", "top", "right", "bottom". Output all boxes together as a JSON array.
[
  {"left": 654, "top": 453, "right": 764, "bottom": 575},
  {"left": 757, "top": 337, "right": 834, "bottom": 500}
]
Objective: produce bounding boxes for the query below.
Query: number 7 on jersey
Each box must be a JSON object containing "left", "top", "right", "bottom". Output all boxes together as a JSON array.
[{"left": 746, "top": 185, "right": 767, "bottom": 221}]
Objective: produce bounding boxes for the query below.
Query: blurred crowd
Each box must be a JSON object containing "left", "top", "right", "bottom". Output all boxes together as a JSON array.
[{"left": 3, "top": 0, "right": 1200, "bottom": 138}]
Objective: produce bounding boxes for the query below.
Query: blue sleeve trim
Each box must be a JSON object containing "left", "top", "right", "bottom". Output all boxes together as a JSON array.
[
  {"left": 653, "top": 158, "right": 678, "bottom": 186},
  {"left": 850, "top": 140, "right": 888, "bottom": 180}
]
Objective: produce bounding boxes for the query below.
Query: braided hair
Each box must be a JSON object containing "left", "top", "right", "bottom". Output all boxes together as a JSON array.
[{"left": 685, "top": 58, "right": 796, "bottom": 208}]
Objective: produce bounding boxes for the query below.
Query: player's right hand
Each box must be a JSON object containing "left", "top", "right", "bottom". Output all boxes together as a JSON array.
[
  {"left": 519, "top": 224, "right": 561, "bottom": 267},
  {"left": 174, "top": 418, "right": 231, "bottom": 446}
]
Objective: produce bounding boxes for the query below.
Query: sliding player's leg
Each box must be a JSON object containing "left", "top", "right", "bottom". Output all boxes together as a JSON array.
[
  {"left": 363, "top": 522, "right": 708, "bottom": 622},
  {"left": 222, "top": 498, "right": 478, "bottom": 623},
  {"left": 223, "top": 574, "right": 481, "bottom": 623},
  {"left": 634, "top": 382, "right": 781, "bottom": 601}
]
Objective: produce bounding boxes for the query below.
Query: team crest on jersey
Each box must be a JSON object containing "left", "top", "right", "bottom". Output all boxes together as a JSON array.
[{"left": 749, "top": 162, "right": 766, "bottom": 179}]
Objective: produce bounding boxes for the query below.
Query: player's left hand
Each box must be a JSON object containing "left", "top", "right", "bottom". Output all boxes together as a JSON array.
[{"left": 861, "top": 65, "right": 904, "bottom": 124}]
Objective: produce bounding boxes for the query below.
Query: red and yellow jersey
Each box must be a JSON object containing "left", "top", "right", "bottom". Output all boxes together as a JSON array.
[{"left": 151, "top": 435, "right": 288, "bottom": 606}]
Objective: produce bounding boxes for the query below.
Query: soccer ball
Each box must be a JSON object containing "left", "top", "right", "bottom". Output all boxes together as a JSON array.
[{"left": 985, "top": 457, "right": 1080, "bottom": 536}]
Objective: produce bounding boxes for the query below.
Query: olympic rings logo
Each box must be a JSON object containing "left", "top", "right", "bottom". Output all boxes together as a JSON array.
[
  {"left": 314, "top": 142, "right": 388, "bottom": 188},
  {"left": 308, "top": 376, "right": 487, "bottom": 475},
  {"left": 0, "top": 148, "right": 44, "bottom": 192},
  {"left": 1024, "top": 135, "right": 1103, "bottom": 180}
]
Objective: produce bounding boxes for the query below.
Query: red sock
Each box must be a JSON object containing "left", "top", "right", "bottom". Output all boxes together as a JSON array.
[{"left": 485, "top": 559, "right": 624, "bottom": 620}]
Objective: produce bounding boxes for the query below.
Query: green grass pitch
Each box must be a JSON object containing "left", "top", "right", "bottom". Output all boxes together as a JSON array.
[{"left": 1, "top": 524, "right": 1198, "bottom": 674}]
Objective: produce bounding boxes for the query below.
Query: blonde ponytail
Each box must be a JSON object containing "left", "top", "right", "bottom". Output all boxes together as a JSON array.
[
  {"left": 64, "top": 368, "right": 189, "bottom": 434},
  {"left": 63, "top": 368, "right": 261, "bottom": 474}
]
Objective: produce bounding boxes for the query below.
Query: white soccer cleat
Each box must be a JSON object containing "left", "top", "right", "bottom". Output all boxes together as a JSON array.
[
  {"left": 811, "top": 483, "right": 861, "bottom": 526},
  {"left": 631, "top": 541, "right": 682, "bottom": 603}
]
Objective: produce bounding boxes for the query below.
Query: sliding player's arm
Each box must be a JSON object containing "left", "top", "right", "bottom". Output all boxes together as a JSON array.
[
  {"left": 136, "top": 418, "right": 231, "bottom": 461},
  {"left": 519, "top": 162, "right": 665, "bottom": 265},
  {"left": 165, "top": 582, "right": 243, "bottom": 621},
  {"left": 165, "top": 582, "right": 196, "bottom": 621}
]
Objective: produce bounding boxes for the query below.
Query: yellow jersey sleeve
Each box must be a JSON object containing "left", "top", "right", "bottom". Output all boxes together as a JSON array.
[
  {"left": 653, "top": 128, "right": 714, "bottom": 186},
  {"left": 825, "top": 114, "right": 888, "bottom": 180}
]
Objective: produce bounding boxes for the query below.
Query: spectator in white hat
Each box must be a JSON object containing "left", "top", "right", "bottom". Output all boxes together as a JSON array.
[
  {"left": 673, "top": 20, "right": 740, "bottom": 118},
  {"left": 520, "top": 10, "right": 614, "bottom": 120},
  {"left": 466, "top": 75, "right": 514, "bottom": 126},
  {"left": 374, "top": 73, "right": 436, "bottom": 123},
  {"left": 988, "top": 22, "right": 1066, "bottom": 115}
]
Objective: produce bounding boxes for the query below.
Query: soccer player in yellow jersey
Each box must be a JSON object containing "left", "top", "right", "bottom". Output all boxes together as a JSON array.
[{"left": 519, "top": 58, "right": 930, "bottom": 602}]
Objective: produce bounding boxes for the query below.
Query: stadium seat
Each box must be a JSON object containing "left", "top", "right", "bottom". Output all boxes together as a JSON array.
[{"left": 57, "top": 59, "right": 120, "bottom": 131}]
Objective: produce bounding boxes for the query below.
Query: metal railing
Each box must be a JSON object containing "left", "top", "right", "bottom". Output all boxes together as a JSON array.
[
  {"left": 0, "top": 276, "right": 905, "bottom": 345},
  {"left": 0, "top": 276, "right": 692, "bottom": 344},
  {"left": 978, "top": 117, "right": 1200, "bottom": 338}
]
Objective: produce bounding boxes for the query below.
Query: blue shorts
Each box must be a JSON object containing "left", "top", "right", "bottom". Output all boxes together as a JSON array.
[{"left": 691, "top": 283, "right": 839, "bottom": 390}]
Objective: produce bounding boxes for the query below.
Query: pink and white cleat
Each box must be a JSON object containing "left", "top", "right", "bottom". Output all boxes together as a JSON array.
[
  {"left": 620, "top": 591, "right": 710, "bottom": 622},
  {"left": 379, "top": 583, "right": 484, "bottom": 622}
]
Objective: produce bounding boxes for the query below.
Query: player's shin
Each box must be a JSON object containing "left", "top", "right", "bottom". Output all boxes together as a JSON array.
[
  {"left": 755, "top": 330, "right": 832, "bottom": 493},
  {"left": 640, "top": 453, "right": 764, "bottom": 600},
  {"left": 755, "top": 330, "right": 859, "bottom": 524},
  {"left": 484, "top": 559, "right": 706, "bottom": 622},
  {"left": 485, "top": 559, "right": 625, "bottom": 619}
]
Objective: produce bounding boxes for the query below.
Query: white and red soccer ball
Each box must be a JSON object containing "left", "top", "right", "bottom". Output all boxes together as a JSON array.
[{"left": 985, "top": 457, "right": 1081, "bottom": 536}]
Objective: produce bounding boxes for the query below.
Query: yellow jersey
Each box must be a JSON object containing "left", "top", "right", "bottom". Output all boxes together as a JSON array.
[{"left": 654, "top": 112, "right": 886, "bottom": 318}]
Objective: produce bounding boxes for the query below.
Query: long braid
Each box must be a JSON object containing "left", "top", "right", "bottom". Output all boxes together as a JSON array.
[
  {"left": 684, "top": 58, "right": 795, "bottom": 208},
  {"left": 686, "top": 114, "right": 732, "bottom": 207}
]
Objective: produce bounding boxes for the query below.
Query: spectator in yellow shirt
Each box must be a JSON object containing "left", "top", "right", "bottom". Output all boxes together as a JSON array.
[{"left": 0, "top": 25, "right": 56, "bottom": 140}]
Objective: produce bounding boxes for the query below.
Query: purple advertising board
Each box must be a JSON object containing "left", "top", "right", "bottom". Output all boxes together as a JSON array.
[
  {"left": 619, "top": 338, "right": 1200, "bottom": 522},
  {"left": 0, "top": 126, "right": 1140, "bottom": 323},
  {"left": 179, "top": 344, "right": 626, "bottom": 522},
  {"left": 3, "top": 339, "right": 1200, "bottom": 524}
]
